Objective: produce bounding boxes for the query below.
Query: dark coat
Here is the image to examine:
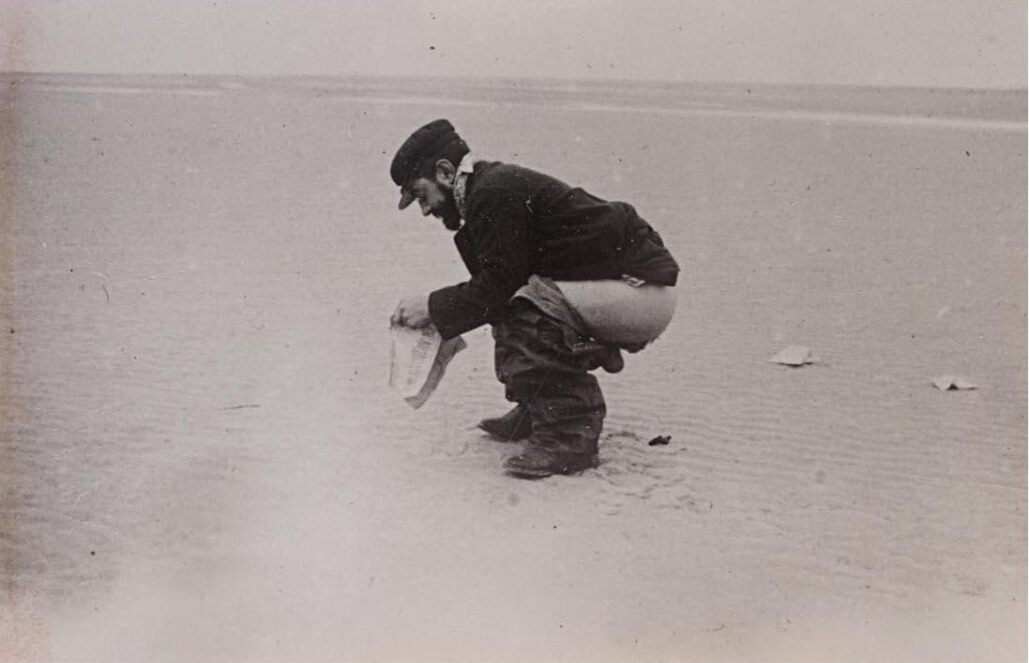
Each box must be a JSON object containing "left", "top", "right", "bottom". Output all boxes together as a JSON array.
[{"left": 427, "top": 161, "right": 680, "bottom": 339}]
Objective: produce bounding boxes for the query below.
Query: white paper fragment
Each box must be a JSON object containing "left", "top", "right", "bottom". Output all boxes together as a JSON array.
[
  {"left": 389, "top": 325, "right": 466, "bottom": 409},
  {"left": 932, "top": 375, "right": 978, "bottom": 391},
  {"left": 767, "top": 345, "right": 815, "bottom": 366}
]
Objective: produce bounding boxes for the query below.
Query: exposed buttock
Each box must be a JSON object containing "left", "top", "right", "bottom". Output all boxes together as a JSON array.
[{"left": 554, "top": 279, "right": 677, "bottom": 345}]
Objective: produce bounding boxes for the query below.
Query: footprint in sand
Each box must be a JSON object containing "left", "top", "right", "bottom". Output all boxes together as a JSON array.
[{"left": 593, "top": 429, "right": 700, "bottom": 514}]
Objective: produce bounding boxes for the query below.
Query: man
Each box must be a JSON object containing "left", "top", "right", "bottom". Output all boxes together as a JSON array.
[{"left": 390, "top": 119, "right": 680, "bottom": 479}]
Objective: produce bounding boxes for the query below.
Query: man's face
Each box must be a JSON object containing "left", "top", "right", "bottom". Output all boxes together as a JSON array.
[{"left": 406, "top": 177, "right": 462, "bottom": 231}]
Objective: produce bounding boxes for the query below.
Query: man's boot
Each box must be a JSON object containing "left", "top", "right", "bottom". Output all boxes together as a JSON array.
[
  {"left": 504, "top": 446, "right": 599, "bottom": 479},
  {"left": 503, "top": 373, "right": 605, "bottom": 479},
  {"left": 477, "top": 404, "right": 532, "bottom": 442}
]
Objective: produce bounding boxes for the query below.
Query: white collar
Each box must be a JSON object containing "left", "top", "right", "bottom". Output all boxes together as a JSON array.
[{"left": 453, "top": 153, "right": 476, "bottom": 220}]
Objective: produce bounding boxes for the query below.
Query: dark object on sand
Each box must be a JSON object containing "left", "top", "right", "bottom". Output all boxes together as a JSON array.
[{"left": 648, "top": 435, "right": 671, "bottom": 446}]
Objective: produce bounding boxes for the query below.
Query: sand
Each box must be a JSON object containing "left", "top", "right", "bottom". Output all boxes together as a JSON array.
[{"left": 0, "top": 74, "right": 1025, "bottom": 662}]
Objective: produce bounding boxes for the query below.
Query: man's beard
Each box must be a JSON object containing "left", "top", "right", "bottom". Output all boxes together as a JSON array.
[{"left": 439, "top": 191, "right": 462, "bottom": 231}]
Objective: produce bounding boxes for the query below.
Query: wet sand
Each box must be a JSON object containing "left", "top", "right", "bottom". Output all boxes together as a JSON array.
[{"left": 0, "top": 74, "right": 1025, "bottom": 661}]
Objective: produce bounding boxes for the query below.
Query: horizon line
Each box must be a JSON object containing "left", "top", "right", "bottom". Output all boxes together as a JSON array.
[{"left": 2, "top": 69, "right": 1026, "bottom": 94}]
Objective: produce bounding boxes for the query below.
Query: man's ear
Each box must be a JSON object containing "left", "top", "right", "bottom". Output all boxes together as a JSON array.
[{"left": 434, "top": 159, "right": 456, "bottom": 186}]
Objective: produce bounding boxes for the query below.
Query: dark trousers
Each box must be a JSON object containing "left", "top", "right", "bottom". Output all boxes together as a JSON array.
[{"left": 492, "top": 300, "right": 608, "bottom": 457}]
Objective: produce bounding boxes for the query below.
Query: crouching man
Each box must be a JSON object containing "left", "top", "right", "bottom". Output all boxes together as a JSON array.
[{"left": 390, "top": 119, "right": 680, "bottom": 479}]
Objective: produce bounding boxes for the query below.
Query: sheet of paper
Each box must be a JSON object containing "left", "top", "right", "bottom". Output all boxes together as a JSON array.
[
  {"left": 932, "top": 375, "right": 978, "bottom": 391},
  {"left": 767, "top": 344, "right": 815, "bottom": 366},
  {"left": 389, "top": 325, "right": 466, "bottom": 409}
]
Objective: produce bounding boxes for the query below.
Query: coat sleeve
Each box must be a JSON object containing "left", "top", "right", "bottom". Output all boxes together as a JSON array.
[{"left": 427, "top": 188, "right": 531, "bottom": 339}]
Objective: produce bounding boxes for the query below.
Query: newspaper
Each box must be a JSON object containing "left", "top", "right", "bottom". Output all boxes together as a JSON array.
[{"left": 388, "top": 324, "right": 466, "bottom": 409}]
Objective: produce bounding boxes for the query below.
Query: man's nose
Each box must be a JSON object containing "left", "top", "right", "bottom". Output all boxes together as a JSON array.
[{"left": 420, "top": 202, "right": 431, "bottom": 216}]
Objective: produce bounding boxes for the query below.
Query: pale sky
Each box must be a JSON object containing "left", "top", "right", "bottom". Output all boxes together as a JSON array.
[{"left": 1, "top": 0, "right": 1025, "bottom": 88}]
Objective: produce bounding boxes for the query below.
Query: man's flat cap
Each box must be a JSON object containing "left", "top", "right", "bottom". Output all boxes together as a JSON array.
[{"left": 390, "top": 118, "right": 466, "bottom": 188}]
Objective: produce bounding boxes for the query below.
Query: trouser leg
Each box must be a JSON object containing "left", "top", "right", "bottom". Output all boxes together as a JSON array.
[{"left": 492, "top": 300, "right": 606, "bottom": 458}]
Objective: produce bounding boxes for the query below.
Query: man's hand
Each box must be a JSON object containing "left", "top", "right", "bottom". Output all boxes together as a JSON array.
[{"left": 391, "top": 294, "right": 432, "bottom": 328}]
